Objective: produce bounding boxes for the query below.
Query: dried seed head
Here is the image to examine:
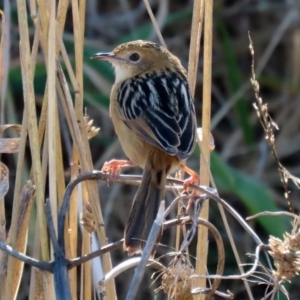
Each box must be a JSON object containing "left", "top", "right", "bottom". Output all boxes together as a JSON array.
[
  {"left": 285, "top": 231, "right": 300, "bottom": 251},
  {"left": 80, "top": 201, "right": 96, "bottom": 233},
  {"left": 269, "top": 234, "right": 300, "bottom": 281},
  {"left": 84, "top": 114, "right": 100, "bottom": 140},
  {"left": 160, "top": 257, "right": 194, "bottom": 300}
]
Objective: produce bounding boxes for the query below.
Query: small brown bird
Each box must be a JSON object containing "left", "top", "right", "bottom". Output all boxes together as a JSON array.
[{"left": 92, "top": 40, "right": 198, "bottom": 254}]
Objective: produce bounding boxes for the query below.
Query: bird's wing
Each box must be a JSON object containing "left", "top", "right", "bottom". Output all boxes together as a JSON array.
[{"left": 117, "top": 71, "right": 196, "bottom": 159}]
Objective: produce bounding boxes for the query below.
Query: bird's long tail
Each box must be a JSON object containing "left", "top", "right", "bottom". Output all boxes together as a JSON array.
[{"left": 124, "top": 167, "right": 166, "bottom": 254}]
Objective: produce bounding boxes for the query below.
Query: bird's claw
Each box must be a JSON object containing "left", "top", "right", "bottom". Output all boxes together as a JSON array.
[
  {"left": 101, "top": 159, "right": 134, "bottom": 182},
  {"left": 183, "top": 174, "right": 200, "bottom": 195},
  {"left": 101, "top": 160, "right": 121, "bottom": 178},
  {"left": 182, "top": 173, "right": 200, "bottom": 215}
]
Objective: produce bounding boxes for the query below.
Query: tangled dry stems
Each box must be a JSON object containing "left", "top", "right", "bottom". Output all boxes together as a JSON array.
[{"left": 1, "top": 165, "right": 300, "bottom": 299}]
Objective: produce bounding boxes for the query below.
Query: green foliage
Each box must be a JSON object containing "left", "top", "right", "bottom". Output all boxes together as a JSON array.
[
  {"left": 217, "top": 21, "right": 254, "bottom": 145},
  {"left": 211, "top": 152, "right": 288, "bottom": 237}
]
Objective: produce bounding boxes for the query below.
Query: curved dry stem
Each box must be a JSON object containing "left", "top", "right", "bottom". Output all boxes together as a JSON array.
[
  {"left": 247, "top": 211, "right": 300, "bottom": 221},
  {"left": 0, "top": 239, "right": 51, "bottom": 272},
  {"left": 102, "top": 257, "right": 165, "bottom": 283},
  {"left": 191, "top": 244, "right": 265, "bottom": 280},
  {"left": 164, "top": 216, "right": 225, "bottom": 297},
  {"left": 164, "top": 194, "right": 208, "bottom": 218},
  {"left": 192, "top": 287, "right": 234, "bottom": 299},
  {"left": 59, "top": 171, "right": 262, "bottom": 249}
]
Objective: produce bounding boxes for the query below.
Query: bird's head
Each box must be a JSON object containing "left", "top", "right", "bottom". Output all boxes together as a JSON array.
[{"left": 91, "top": 40, "right": 177, "bottom": 83}]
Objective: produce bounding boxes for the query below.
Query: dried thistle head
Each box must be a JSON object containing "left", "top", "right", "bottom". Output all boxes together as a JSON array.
[
  {"left": 268, "top": 226, "right": 300, "bottom": 281},
  {"left": 157, "top": 254, "right": 194, "bottom": 300},
  {"left": 288, "top": 218, "right": 300, "bottom": 250},
  {"left": 284, "top": 231, "right": 300, "bottom": 252}
]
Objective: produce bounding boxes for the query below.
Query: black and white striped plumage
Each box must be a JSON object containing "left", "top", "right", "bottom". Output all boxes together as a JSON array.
[{"left": 117, "top": 68, "right": 196, "bottom": 161}]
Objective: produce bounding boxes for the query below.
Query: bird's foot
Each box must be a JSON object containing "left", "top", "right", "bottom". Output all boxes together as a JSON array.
[
  {"left": 101, "top": 159, "right": 134, "bottom": 180},
  {"left": 180, "top": 164, "right": 200, "bottom": 193},
  {"left": 180, "top": 164, "right": 200, "bottom": 213}
]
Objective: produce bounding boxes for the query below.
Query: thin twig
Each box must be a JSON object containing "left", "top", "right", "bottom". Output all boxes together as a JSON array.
[
  {"left": 191, "top": 244, "right": 264, "bottom": 280},
  {"left": 102, "top": 257, "right": 165, "bottom": 282},
  {"left": 44, "top": 199, "right": 63, "bottom": 256},
  {"left": 143, "top": 0, "right": 166, "bottom": 47},
  {"left": 0, "top": 239, "right": 52, "bottom": 271},
  {"left": 68, "top": 240, "right": 123, "bottom": 269},
  {"left": 165, "top": 216, "right": 225, "bottom": 296},
  {"left": 249, "top": 32, "right": 300, "bottom": 212},
  {"left": 247, "top": 211, "right": 300, "bottom": 221}
]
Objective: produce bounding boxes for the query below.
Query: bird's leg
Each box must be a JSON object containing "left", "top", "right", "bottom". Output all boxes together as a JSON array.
[
  {"left": 180, "top": 164, "right": 200, "bottom": 214},
  {"left": 101, "top": 159, "right": 135, "bottom": 179},
  {"left": 180, "top": 164, "right": 200, "bottom": 194}
]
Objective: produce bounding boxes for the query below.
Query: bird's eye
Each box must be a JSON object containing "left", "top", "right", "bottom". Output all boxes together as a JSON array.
[{"left": 129, "top": 53, "right": 140, "bottom": 62}]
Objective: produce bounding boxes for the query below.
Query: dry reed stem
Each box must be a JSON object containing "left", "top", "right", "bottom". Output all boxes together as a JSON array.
[
  {"left": 82, "top": 194, "right": 92, "bottom": 299},
  {"left": 56, "top": 0, "right": 69, "bottom": 39},
  {"left": 32, "top": 3, "right": 58, "bottom": 297},
  {"left": 188, "top": 0, "right": 204, "bottom": 96},
  {"left": 0, "top": 11, "right": 5, "bottom": 106},
  {"left": 0, "top": 6, "right": 10, "bottom": 123},
  {"left": 82, "top": 229, "right": 92, "bottom": 300},
  {"left": 8, "top": 2, "right": 51, "bottom": 299},
  {"left": 8, "top": 0, "right": 116, "bottom": 297},
  {"left": 168, "top": 0, "right": 205, "bottom": 256},
  {"left": 0, "top": 179, "right": 34, "bottom": 299},
  {"left": 71, "top": 0, "right": 116, "bottom": 297},
  {"left": 195, "top": 1, "right": 213, "bottom": 299},
  {"left": 48, "top": 0, "right": 58, "bottom": 238},
  {"left": 203, "top": 34, "right": 254, "bottom": 300},
  {"left": 30, "top": 15, "right": 40, "bottom": 70},
  {"left": 82, "top": 180, "right": 92, "bottom": 300},
  {"left": 3, "top": 182, "right": 35, "bottom": 298},
  {"left": 187, "top": 0, "right": 205, "bottom": 286},
  {"left": 57, "top": 60, "right": 116, "bottom": 297},
  {"left": 30, "top": 269, "right": 51, "bottom": 299},
  {"left": 56, "top": 25, "right": 80, "bottom": 92},
  {"left": 0, "top": 12, "right": 9, "bottom": 298},
  {"left": 0, "top": 11, "right": 7, "bottom": 285},
  {"left": 18, "top": 0, "right": 49, "bottom": 260},
  {"left": 68, "top": 163, "right": 80, "bottom": 299},
  {"left": 55, "top": 109, "right": 66, "bottom": 209},
  {"left": 51, "top": 10, "right": 69, "bottom": 279},
  {"left": 0, "top": 7, "right": 6, "bottom": 260},
  {"left": 29, "top": 231, "right": 41, "bottom": 297},
  {"left": 35, "top": 0, "right": 48, "bottom": 55}
]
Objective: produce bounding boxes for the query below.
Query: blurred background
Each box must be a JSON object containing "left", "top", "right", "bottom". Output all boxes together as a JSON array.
[{"left": 2, "top": 0, "right": 300, "bottom": 299}]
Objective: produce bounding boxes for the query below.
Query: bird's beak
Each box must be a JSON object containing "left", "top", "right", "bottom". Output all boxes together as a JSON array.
[{"left": 90, "top": 52, "right": 116, "bottom": 61}]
